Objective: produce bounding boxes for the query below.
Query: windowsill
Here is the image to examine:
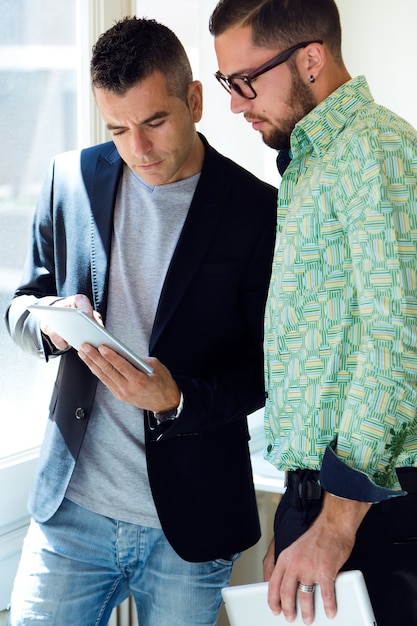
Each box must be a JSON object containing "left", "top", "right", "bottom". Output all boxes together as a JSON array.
[
  {"left": 248, "top": 410, "right": 285, "bottom": 494},
  {"left": 251, "top": 449, "right": 285, "bottom": 493}
]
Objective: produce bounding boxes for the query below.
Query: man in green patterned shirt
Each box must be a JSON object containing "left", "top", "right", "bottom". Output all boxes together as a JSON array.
[{"left": 211, "top": 1, "right": 417, "bottom": 625}]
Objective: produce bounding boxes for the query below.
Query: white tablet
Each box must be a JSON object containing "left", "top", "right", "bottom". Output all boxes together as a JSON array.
[
  {"left": 28, "top": 304, "right": 153, "bottom": 375},
  {"left": 221, "top": 570, "right": 377, "bottom": 626}
]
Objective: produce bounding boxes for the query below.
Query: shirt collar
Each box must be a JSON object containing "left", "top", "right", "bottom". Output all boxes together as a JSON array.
[{"left": 290, "top": 75, "right": 374, "bottom": 158}]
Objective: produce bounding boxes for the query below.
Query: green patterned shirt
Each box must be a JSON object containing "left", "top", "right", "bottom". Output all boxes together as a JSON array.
[{"left": 264, "top": 76, "right": 417, "bottom": 493}]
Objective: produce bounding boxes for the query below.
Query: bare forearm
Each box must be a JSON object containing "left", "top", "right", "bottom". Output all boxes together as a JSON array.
[{"left": 313, "top": 491, "right": 372, "bottom": 542}]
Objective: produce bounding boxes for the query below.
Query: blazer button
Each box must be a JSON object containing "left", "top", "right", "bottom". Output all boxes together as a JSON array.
[{"left": 75, "top": 407, "right": 86, "bottom": 420}]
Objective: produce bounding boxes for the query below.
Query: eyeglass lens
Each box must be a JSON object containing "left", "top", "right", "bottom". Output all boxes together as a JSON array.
[
  {"left": 216, "top": 75, "right": 255, "bottom": 99},
  {"left": 229, "top": 78, "right": 254, "bottom": 99}
]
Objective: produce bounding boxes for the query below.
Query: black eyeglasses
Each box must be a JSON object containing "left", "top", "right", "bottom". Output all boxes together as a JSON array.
[{"left": 215, "top": 40, "right": 323, "bottom": 100}]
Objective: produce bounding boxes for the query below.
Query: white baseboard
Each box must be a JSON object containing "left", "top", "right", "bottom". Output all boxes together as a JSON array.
[{"left": 0, "top": 523, "right": 29, "bottom": 611}]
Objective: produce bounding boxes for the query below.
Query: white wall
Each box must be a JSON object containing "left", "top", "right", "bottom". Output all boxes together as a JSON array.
[
  {"left": 337, "top": 0, "right": 417, "bottom": 130},
  {"left": 137, "top": 0, "right": 417, "bottom": 186},
  {"left": 136, "top": 0, "right": 278, "bottom": 184}
]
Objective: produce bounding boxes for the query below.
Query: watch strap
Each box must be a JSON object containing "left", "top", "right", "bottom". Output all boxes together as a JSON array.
[{"left": 154, "top": 392, "right": 184, "bottom": 423}]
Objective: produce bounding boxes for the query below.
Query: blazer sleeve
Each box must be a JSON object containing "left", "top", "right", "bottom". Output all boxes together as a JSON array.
[
  {"left": 5, "top": 157, "right": 61, "bottom": 358},
  {"left": 173, "top": 224, "right": 274, "bottom": 431},
  {"left": 4, "top": 144, "right": 113, "bottom": 358}
]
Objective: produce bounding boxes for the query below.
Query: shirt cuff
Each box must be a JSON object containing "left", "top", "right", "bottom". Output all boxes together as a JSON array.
[{"left": 319, "top": 446, "right": 406, "bottom": 503}]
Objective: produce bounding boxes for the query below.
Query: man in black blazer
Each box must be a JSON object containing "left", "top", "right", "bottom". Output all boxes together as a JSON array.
[{"left": 5, "top": 17, "right": 276, "bottom": 626}]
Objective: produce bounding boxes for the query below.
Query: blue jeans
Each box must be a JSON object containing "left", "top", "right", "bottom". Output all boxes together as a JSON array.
[{"left": 9, "top": 498, "right": 238, "bottom": 626}]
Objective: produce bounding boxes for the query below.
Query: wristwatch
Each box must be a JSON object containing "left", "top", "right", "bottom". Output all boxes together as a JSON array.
[{"left": 154, "top": 392, "right": 184, "bottom": 423}]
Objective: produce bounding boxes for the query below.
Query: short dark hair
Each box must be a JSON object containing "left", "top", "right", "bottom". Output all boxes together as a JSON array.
[
  {"left": 209, "top": 0, "right": 342, "bottom": 62},
  {"left": 91, "top": 16, "right": 193, "bottom": 102}
]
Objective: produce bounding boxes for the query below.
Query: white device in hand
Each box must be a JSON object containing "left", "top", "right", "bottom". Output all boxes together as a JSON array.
[
  {"left": 221, "top": 570, "right": 377, "bottom": 626},
  {"left": 28, "top": 304, "right": 153, "bottom": 375}
]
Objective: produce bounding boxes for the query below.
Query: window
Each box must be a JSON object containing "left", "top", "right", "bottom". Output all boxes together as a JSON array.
[
  {"left": 0, "top": 0, "right": 135, "bottom": 610},
  {"left": 0, "top": 0, "right": 137, "bottom": 461},
  {"left": 0, "top": 0, "right": 78, "bottom": 609},
  {"left": 0, "top": 0, "right": 78, "bottom": 459}
]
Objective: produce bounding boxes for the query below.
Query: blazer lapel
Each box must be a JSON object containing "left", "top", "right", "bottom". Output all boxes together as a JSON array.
[
  {"left": 84, "top": 144, "right": 123, "bottom": 315},
  {"left": 150, "top": 141, "right": 226, "bottom": 351}
]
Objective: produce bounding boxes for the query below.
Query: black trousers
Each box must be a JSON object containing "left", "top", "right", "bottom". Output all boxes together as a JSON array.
[{"left": 274, "top": 468, "right": 417, "bottom": 626}]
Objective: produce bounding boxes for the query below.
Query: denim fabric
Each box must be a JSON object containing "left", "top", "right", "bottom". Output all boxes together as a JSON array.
[{"left": 9, "top": 498, "right": 238, "bottom": 626}]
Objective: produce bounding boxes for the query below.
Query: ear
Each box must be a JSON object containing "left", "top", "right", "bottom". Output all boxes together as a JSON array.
[
  {"left": 187, "top": 80, "right": 203, "bottom": 123},
  {"left": 298, "top": 42, "right": 325, "bottom": 83}
]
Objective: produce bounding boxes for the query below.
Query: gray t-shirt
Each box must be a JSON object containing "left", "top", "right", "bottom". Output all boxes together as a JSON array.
[{"left": 66, "top": 165, "right": 199, "bottom": 525}]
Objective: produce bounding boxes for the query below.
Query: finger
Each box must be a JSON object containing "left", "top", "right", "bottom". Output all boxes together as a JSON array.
[
  {"left": 267, "top": 571, "right": 284, "bottom": 616},
  {"left": 319, "top": 580, "right": 337, "bottom": 620},
  {"left": 48, "top": 294, "right": 94, "bottom": 315},
  {"left": 78, "top": 344, "right": 114, "bottom": 378},
  {"left": 78, "top": 349, "right": 122, "bottom": 399},
  {"left": 297, "top": 583, "right": 316, "bottom": 626},
  {"left": 97, "top": 345, "right": 140, "bottom": 378},
  {"left": 78, "top": 344, "right": 100, "bottom": 369},
  {"left": 263, "top": 538, "right": 276, "bottom": 581},
  {"left": 41, "top": 323, "right": 69, "bottom": 350},
  {"left": 92, "top": 310, "right": 103, "bottom": 325},
  {"left": 71, "top": 294, "right": 94, "bottom": 315},
  {"left": 279, "top": 576, "right": 299, "bottom": 623},
  {"left": 79, "top": 344, "right": 139, "bottom": 399}
]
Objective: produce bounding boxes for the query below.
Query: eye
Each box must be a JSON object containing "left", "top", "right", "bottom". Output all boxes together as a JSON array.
[
  {"left": 147, "top": 120, "right": 165, "bottom": 128},
  {"left": 111, "top": 129, "right": 126, "bottom": 137}
]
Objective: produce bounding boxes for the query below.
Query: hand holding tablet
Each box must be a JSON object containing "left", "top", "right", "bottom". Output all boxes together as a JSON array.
[
  {"left": 221, "top": 570, "right": 377, "bottom": 626},
  {"left": 28, "top": 304, "right": 153, "bottom": 375}
]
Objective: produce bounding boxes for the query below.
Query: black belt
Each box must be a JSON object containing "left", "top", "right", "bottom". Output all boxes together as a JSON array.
[
  {"left": 286, "top": 467, "right": 417, "bottom": 501},
  {"left": 397, "top": 467, "right": 417, "bottom": 494},
  {"left": 285, "top": 469, "right": 322, "bottom": 501}
]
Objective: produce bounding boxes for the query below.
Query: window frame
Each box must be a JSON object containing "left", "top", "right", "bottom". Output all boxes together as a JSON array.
[{"left": 0, "top": 0, "right": 135, "bottom": 611}]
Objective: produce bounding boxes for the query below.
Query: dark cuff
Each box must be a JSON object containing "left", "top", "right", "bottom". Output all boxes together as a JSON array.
[
  {"left": 320, "top": 446, "right": 406, "bottom": 503},
  {"left": 41, "top": 331, "right": 71, "bottom": 359}
]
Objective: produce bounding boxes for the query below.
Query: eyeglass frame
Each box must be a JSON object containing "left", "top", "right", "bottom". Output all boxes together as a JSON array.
[{"left": 215, "top": 39, "right": 323, "bottom": 100}]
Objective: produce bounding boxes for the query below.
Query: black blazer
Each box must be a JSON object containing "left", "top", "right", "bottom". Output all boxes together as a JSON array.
[{"left": 6, "top": 134, "right": 277, "bottom": 562}]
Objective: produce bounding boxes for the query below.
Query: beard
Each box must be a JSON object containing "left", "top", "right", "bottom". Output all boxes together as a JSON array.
[{"left": 259, "top": 70, "right": 317, "bottom": 150}]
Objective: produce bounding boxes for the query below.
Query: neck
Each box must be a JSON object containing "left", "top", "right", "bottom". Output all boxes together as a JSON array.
[{"left": 315, "top": 62, "right": 352, "bottom": 104}]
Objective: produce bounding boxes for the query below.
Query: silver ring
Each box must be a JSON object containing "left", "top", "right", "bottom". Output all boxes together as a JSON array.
[{"left": 297, "top": 582, "right": 315, "bottom": 593}]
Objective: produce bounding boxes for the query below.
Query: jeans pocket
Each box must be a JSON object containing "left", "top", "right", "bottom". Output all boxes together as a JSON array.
[{"left": 213, "top": 552, "right": 241, "bottom": 567}]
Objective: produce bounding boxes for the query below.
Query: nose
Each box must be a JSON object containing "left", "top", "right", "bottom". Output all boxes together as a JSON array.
[
  {"left": 230, "top": 90, "right": 250, "bottom": 115},
  {"left": 131, "top": 128, "right": 152, "bottom": 157}
]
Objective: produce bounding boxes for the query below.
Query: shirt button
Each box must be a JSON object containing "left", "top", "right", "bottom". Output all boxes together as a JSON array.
[
  {"left": 75, "top": 408, "right": 86, "bottom": 420},
  {"left": 267, "top": 444, "right": 273, "bottom": 454}
]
